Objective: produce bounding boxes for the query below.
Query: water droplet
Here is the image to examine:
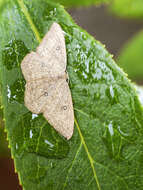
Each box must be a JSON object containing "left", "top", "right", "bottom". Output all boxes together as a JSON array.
[
  {"left": 99, "top": 61, "right": 106, "bottom": 70},
  {"left": 85, "top": 60, "right": 89, "bottom": 73},
  {"left": 110, "top": 85, "right": 114, "bottom": 98},
  {"left": 102, "top": 121, "right": 123, "bottom": 160},
  {"left": 30, "top": 130, "right": 33, "bottom": 139},
  {"left": 82, "top": 71, "right": 88, "bottom": 79},
  {"left": 50, "top": 162, "right": 55, "bottom": 169},
  {"left": 7, "top": 85, "right": 11, "bottom": 99},
  {"left": 108, "top": 122, "right": 114, "bottom": 136},
  {"left": 117, "top": 126, "right": 129, "bottom": 137},
  {"left": 32, "top": 113, "right": 38, "bottom": 119},
  {"left": 106, "top": 85, "right": 118, "bottom": 105},
  {"left": 16, "top": 143, "right": 18, "bottom": 150},
  {"left": 2, "top": 40, "right": 29, "bottom": 70},
  {"left": 44, "top": 140, "right": 54, "bottom": 148},
  {"left": 93, "top": 68, "right": 102, "bottom": 80},
  {"left": 6, "top": 79, "right": 25, "bottom": 104},
  {"left": 19, "top": 112, "right": 69, "bottom": 159},
  {"left": 134, "top": 85, "right": 143, "bottom": 106}
]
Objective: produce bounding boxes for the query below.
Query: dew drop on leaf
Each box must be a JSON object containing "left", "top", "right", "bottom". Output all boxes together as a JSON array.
[
  {"left": 2, "top": 40, "right": 29, "bottom": 70},
  {"left": 22, "top": 112, "right": 69, "bottom": 159}
]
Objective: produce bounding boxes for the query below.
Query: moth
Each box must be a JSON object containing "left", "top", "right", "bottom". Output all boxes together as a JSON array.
[{"left": 21, "top": 22, "right": 74, "bottom": 140}]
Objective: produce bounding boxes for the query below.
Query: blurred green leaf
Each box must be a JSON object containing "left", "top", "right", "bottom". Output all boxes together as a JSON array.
[
  {"left": 53, "top": 0, "right": 110, "bottom": 7},
  {"left": 117, "top": 30, "right": 143, "bottom": 81},
  {"left": 109, "top": 0, "right": 143, "bottom": 19},
  {"left": 0, "top": 0, "right": 143, "bottom": 190}
]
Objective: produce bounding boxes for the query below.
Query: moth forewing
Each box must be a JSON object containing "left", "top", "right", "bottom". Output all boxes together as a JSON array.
[{"left": 21, "top": 22, "right": 74, "bottom": 140}]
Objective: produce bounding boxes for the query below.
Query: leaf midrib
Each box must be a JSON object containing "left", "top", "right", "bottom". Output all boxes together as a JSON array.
[
  {"left": 16, "top": 0, "right": 101, "bottom": 189},
  {"left": 17, "top": 0, "right": 41, "bottom": 43}
]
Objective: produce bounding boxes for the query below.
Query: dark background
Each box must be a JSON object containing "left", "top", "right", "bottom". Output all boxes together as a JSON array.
[
  {"left": 69, "top": 6, "right": 143, "bottom": 57},
  {"left": 1, "top": 5, "right": 143, "bottom": 190}
]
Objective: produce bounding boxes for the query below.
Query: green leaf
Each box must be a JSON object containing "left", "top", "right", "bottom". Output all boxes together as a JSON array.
[
  {"left": 117, "top": 31, "right": 143, "bottom": 81},
  {"left": 0, "top": 106, "right": 9, "bottom": 157},
  {"left": 52, "top": 0, "right": 110, "bottom": 7},
  {"left": 109, "top": 0, "right": 143, "bottom": 19},
  {"left": 0, "top": 126, "right": 9, "bottom": 157},
  {"left": 0, "top": 0, "right": 143, "bottom": 190},
  {"left": 0, "top": 84, "right": 9, "bottom": 156}
]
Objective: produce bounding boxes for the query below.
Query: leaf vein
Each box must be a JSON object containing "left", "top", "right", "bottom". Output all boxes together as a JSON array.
[
  {"left": 62, "top": 142, "right": 82, "bottom": 190},
  {"left": 36, "top": 121, "right": 46, "bottom": 153},
  {"left": 74, "top": 117, "right": 101, "bottom": 190},
  {"left": 74, "top": 107, "right": 90, "bottom": 117},
  {"left": 17, "top": 0, "right": 41, "bottom": 43}
]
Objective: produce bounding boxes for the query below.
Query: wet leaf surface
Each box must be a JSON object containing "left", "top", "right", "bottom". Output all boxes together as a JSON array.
[{"left": 0, "top": 0, "right": 143, "bottom": 190}]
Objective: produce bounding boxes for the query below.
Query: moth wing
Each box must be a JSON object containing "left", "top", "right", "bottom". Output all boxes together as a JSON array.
[
  {"left": 36, "top": 22, "right": 67, "bottom": 72},
  {"left": 24, "top": 78, "right": 74, "bottom": 139},
  {"left": 21, "top": 51, "right": 65, "bottom": 81},
  {"left": 24, "top": 79, "right": 57, "bottom": 114},
  {"left": 43, "top": 79, "right": 74, "bottom": 140}
]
